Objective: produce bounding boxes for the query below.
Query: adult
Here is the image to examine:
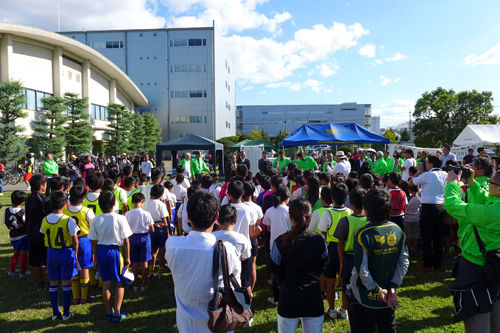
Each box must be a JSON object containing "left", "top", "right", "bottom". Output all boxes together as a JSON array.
[
  {"left": 225, "top": 154, "right": 238, "bottom": 182},
  {"left": 178, "top": 153, "right": 193, "bottom": 179},
  {"left": 348, "top": 188, "right": 409, "bottom": 332},
  {"left": 165, "top": 191, "right": 241, "bottom": 332},
  {"left": 330, "top": 151, "right": 351, "bottom": 178},
  {"left": 190, "top": 151, "right": 210, "bottom": 180},
  {"left": 83, "top": 156, "right": 95, "bottom": 180},
  {"left": 238, "top": 151, "right": 251, "bottom": 169},
  {"left": 96, "top": 153, "right": 105, "bottom": 172},
  {"left": 400, "top": 150, "right": 416, "bottom": 181},
  {"left": 477, "top": 147, "right": 487, "bottom": 157},
  {"left": 268, "top": 198, "right": 328, "bottom": 332},
  {"left": 463, "top": 148, "right": 475, "bottom": 165},
  {"left": 373, "top": 151, "right": 387, "bottom": 176},
  {"left": 258, "top": 151, "right": 268, "bottom": 172},
  {"left": 273, "top": 151, "right": 291, "bottom": 175},
  {"left": 323, "top": 153, "right": 337, "bottom": 173},
  {"left": 141, "top": 154, "right": 154, "bottom": 180},
  {"left": 42, "top": 153, "right": 58, "bottom": 196},
  {"left": 409, "top": 154, "right": 447, "bottom": 272},
  {"left": 441, "top": 145, "right": 457, "bottom": 167},
  {"left": 445, "top": 168, "right": 500, "bottom": 331},
  {"left": 351, "top": 151, "right": 370, "bottom": 177},
  {"left": 293, "top": 152, "right": 318, "bottom": 171}
]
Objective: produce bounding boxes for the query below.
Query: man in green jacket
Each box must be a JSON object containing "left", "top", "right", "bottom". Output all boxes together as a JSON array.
[
  {"left": 293, "top": 151, "right": 318, "bottom": 171},
  {"left": 322, "top": 153, "right": 337, "bottom": 172},
  {"left": 190, "top": 151, "right": 210, "bottom": 180},
  {"left": 373, "top": 151, "right": 387, "bottom": 176},
  {"left": 42, "top": 153, "right": 58, "bottom": 196},
  {"left": 272, "top": 151, "right": 290, "bottom": 175},
  {"left": 445, "top": 168, "right": 500, "bottom": 330}
]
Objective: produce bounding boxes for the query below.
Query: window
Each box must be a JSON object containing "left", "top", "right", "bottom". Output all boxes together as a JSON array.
[
  {"left": 189, "top": 90, "right": 203, "bottom": 98},
  {"left": 175, "top": 91, "right": 188, "bottom": 98},
  {"left": 91, "top": 104, "right": 96, "bottom": 119},
  {"left": 91, "top": 104, "right": 109, "bottom": 120},
  {"left": 190, "top": 116, "right": 204, "bottom": 123},
  {"left": 187, "top": 38, "right": 206, "bottom": 46},
  {"left": 174, "top": 39, "right": 187, "bottom": 47},
  {"left": 103, "top": 41, "right": 124, "bottom": 49},
  {"left": 171, "top": 90, "right": 207, "bottom": 99},
  {"left": 26, "top": 89, "right": 36, "bottom": 110},
  {"left": 171, "top": 116, "right": 208, "bottom": 124},
  {"left": 175, "top": 65, "right": 188, "bottom": 72},
  {"left": 262, "top": 111, "right": 268, "bottom": 115},
  {"left": 171, "top": 64, "right": 207, "bottom": 73}
]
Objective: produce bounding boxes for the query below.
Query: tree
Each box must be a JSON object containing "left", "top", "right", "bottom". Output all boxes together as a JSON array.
[
  {"left": 400, "top": 128, "right": 411, "bottom": 141},
  {"left": 129, "top": 112, "right": 145, "bottom": 154},
  {"left": 64, "top": 92, "right": 92, "bottom": 156},
  {"left": 143, "top": 113, "right": 162, "bottom": 154},
  {"left": 383, "top": 127, "right": 396, "bottom": 143},
  {"left": 105, "top": 103, "right": 132, "bottom": 156},
  {"left": 273, "top": 129, "right": 290, "bottom": 146},
  {"left": 249, "top": 126, "right": 263, "bottom": 141},
  {"left": 33, "top": 96, "right": 67, "bottom": 158},
  {"left": 260, "top": 128, "right": 270, "bottom": 142},
  {"left": 0, "top": 81, "right": 29, "bottom": 162},
  {"left": 413, "top": 87, "right": 495, "bottom": 147}
]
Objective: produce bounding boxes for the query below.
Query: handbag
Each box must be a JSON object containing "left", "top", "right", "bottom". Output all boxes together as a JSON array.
[
  {"left": 472, "top": 226, "right": 500, "bottom": 287},
  {"left": 207, "top": 240, "right": 253, "bottom": 333}
]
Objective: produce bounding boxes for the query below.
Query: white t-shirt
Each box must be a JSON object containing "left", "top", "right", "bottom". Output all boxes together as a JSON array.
[
  {"left": 262, "top": 204, "right": 291, "bottom": 247},
  {"left": 173, "top": 177, "right": 191, "bottom": 190},
  {"left": 230, "top": 203, "right": 257, "bottom": 240},
  {"left": 212, "top": 230, "right": 251, "bottom": 259},
  {"left": 330, "top": 159, "right": 351, "bottom": 177},
  {"left": 146, "top": 199, "right": 169, "bottom": 222},
  {"left": 402, "top": 158, "right": 416, "bottom": 181},
  {"left": 141, "top": 161, "right": 154, "bottom": 177},
  {"left": 317, "top": 207, "right": 350, "bottom": 232},
  {"left": 173, "top": 184, "right": 187, "bottom": 202},
  {"left": 39, "top": 213, "right": 79, "bottom": 237},
  {"left": 307, "top": 208, "right": 323, "bottom": 232},
  {"left": 144, "top": 183, "right": 167, "bottom": 207},
  {"left": 88, "top": 213, "right": 132, "bottom": 246},
  {"left": 166, "top": 191, "right": 176, "bottom": 210},
  {"left": 179, "top": 201, "right": 191, "bottom": 234},
  {"left": 412, "top": 169, "right": 447, "bottom": 204},
  {"left": 125, "top": 208, "right": 154, "bottom": 234},
  {"left": 244, "top": 201, "right": 263, "bottom": 222}
]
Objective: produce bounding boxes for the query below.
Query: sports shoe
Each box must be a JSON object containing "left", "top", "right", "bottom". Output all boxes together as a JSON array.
[
  {"left": 267, "top": 297, "right": 278, "bottom": 306},
  {"left": 26, "top": 187, "right": 31, "bottom": 191},
  {"left": 72, "top": 299, "right": 79, "bottom": 305},
  {"left": 140, "top": 285, "right": 149, "bottom": 292},
  {"left": 106, "top": 312, "right": 114, "bottom": 322},
  {"left": 8, "top": 271, "right": 15, "bottom": 277},
  {"left": 19, "top": 271, "right": 31, "bottom": 278},
  {"left": 133, "top": 286, "right": 140, "bottom": 292},
  {"left": 338, "top": 307, "right": 349, "bottom": 320},
  {"left": 52, "top": 313, "right": 62, "bottom": 321},
  {"left": 112, "top": 311, "right": 127, "bottom": 323},
  {"left": 335, "top": 291, "right": 339, "bottom": 299},
  {"left": 243, "top": 318, "right": 254, "bottom": 327},
  {"left": 327, "top": 308, "right": 338, "bottom": 320},
  {"left": 62, "top": 312, "right": 74, "bottom": 320}
]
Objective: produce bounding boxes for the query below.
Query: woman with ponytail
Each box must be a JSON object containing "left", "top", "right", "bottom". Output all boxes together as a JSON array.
[{"left": 268, "top": 198, "right": 328, "bottom": 332}]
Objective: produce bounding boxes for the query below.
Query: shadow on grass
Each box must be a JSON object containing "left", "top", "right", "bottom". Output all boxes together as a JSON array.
[{"left": 398, "top": 304, "right": 457, "bottom": 332}]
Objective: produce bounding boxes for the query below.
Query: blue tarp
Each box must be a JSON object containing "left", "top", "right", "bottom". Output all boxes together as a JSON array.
[{"left": 278, "top": 123, "right": 389, "bottom": 147}]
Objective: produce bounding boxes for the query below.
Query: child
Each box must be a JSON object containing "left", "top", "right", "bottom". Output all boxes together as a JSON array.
[
  {"left": 83, "top": 172, "right": 104, "bottom": 216},
  {"left": 64, "top": 184, "right": 95, "bottom": 305},
  {"left": 88, "top": 191, "right": 132, "bottom": 322},
  {"left": 317, "top": 182, "right": 352, "bottom": 320},
  {"left": 24, "top": 153, "right": 33, "bottom": 191},
  {"left": 308, "top": 186, "right": 333, "bottom": 233},
  {"left": 405, "top": 185, "right": 421, "bottom": 257},
  {"left": 146, "top": 184, "right": 169, "bottom": 279},
  {"left": 4, "top": 190, "right": 29, "bottom": 277},
  {"left": 333, "top": 188, "right": 367, "bottom": 321},
  {"left": 124, "top": 176, "right": 140, "bottom": 212},
  {"left": 387, "top": 172, "right": 407, "bottom": 230},
  {"left": 173, "top": 174, "right": 187, "bottom": 202},
  {"left": 179, "top": 185, "right": 200, "bottom": 235},
  {"left": 125, "top": 192, "right": 154, "bottom": 292},
  {"left": 164, "top": 181, "right": 176, "bottom": 235},
  {"left": 137, "top": 173, "right": 149, "bottom": 196},
  {"left": 41, "top": 191, "right": 79, "bottom": 321},
  {"left": 110, "top": 169, "right": 128, "bottom": 214}
]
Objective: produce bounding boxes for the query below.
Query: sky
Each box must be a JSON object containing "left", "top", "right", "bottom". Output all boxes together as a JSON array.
[{"left": 2, "top": 0, "right": 500, "bottom": 128}]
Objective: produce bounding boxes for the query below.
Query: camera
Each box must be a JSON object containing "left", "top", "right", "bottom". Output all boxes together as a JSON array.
[
  {"left": 393, "top": 153, "right": 401, "bottom": 159},
  {"left": 444, "top": 165, "right": 471, "bottom": 179}
]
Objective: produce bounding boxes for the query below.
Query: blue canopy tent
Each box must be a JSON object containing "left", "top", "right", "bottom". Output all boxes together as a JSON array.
[{"left": 278, "top": 123, "right": 389, "bottom": 147}]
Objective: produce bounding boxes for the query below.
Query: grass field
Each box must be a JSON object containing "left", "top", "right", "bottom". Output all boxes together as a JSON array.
[{"left": 0, "top": 192, "right": 465, "bottom": 332}]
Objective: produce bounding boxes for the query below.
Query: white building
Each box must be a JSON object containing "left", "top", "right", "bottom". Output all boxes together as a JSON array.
[
  {"left": 236, "top": 103, "right": 380, "bottom": 137},
  {"left": 0, "top": 23, "right": 148, "bottom": 145},
  {"left": 60, "top": 22, "right": 236, "bottom": 141}
]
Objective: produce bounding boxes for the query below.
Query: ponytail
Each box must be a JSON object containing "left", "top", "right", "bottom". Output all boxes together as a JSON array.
[
  {"left": 273, "top": 196, "right": 281, "bottom": 208},
  {"left": 284, "top": 198, "right": 311, "bottom": 246},
  {"left": 273, "top": 185, "right": 290, "bottom": 208}
]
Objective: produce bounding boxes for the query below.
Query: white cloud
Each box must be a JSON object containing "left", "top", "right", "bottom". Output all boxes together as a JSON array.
[
  {"left": 264, "top": 82, "right": 291, "bottom": 88},
  {"left": 379, "top": 75, "right": 391, "bottom": 86},
  {"left": 465, "top": 43, "right": 500, "bottom": 66},
  {"left": 303, "top": 79, "right": 323, "bottom": 93},
  {"left": 394, "top": 77, "right": 402, "bottom": 82},
  {"left": 0, "top": 0, "right": 166, "bottom": 31},
  {"left": 307, "top": 69, "right": 316, "bottom": 76},
  {"left": 324, "top": 86, "right": 334, "bottom": 93},
  {"left": 242, "top": 86, "right": 254, "bottom": 91},
  {"left": 375, "top": 59, "right": 383, "bottom": 65},
  {"left": 290, "top": 83, "right": 302, "bottom": 92},
  {"left": 257, "top": 90, "right": 266, "bottom": 95},
  {"left": 359, "top": 43, "right": 376, "bottom": 57},
  {"left": 385, "top": 53, "right": 407, "bottom": 62},
  {"left": 316, "top": 61, "right": 339, "bottom": 78},
  {"left": 372, "top": 99, "right": 415, "bottom": 127},
  {"left": 425, "top": 62, "right": 434, "bottom": 66}
]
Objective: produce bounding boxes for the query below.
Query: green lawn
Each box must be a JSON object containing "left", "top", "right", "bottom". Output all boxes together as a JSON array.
[{"left": 0, "top": 193, "right": 465, "bottom": 332}]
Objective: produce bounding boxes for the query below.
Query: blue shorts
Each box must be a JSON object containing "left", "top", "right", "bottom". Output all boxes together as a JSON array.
[
  {"left": 78, "top": 236, "right": 93, "bottom": 269},
  {"left": 324, "top": 242, "right": 340, "bottom": 279},
  {"left": 150, "top": 225, "right": 167, "bottom": 249},
  {"left": 130, "top": 233, "right": 152, "bottom": 264},
  {"left": 11, "top": 236, "right": 29, "bottom": 252},
  {"left": 342, "top": 253, "right": 354, "bottom": 291},
  {"left": 97, "top": 245, "right": 123, "bottom": 283},
  {"left": 47, "top": 247, "right": 78, "bottom": 281}
]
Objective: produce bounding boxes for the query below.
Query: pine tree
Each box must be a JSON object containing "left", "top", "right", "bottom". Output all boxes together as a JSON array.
[
  {"left": 129, "top": 112, "right": 145, "bottom": 154},
  {"left": 143, "top": 113, "right": 162, "bottom": 154},
  {"left": 0, "top": 81, "right": 29, "bottom": 162},
  {"left": 64, "top": 92, "right": 92, "bottom": 156},
  {"left": 32, "top": 96, "right": 67, "bottom": 158},
  {"left": 105, "top": 103, "right": 132, "bottom": 157}
]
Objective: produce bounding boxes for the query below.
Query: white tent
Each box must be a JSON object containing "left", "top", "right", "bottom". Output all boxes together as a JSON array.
[{"left": 453, "top": 124, "right": 500, "bottom": 146}]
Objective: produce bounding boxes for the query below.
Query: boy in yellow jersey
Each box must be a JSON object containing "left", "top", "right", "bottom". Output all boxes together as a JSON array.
[
  {"left": 41, "top": 191, "right": 79, "bottom": 321},
  {"left": 109, "top": 169, "right": 128, "bottom": 214},
  {"left": 317, "top": 182, "right": 352, "bottom": 320},
  {"left": 333, "top": 188, "right": 367, "bottom": 320},
  {"left": 65, "top": 185, "right": 95, "bottom": 305},
  {"left": 124, "top": 176, "right": 140, "bottom": 212},
  {"left": 83, "top": 173, "right": 104, "bottom": 216},
  {"left": 88, "top": 191, "right": 132, "bottom": 323}
]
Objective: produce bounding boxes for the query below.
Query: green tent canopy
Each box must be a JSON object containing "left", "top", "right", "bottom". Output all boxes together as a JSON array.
[{"left": 230, "top": 139, "right": 276, "bottom": 150}]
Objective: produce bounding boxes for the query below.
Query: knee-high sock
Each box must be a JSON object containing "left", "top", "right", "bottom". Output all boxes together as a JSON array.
[
  {"left": 62, "top": 285, "right": 72, "bottom": 317},
  {"left": 10, "top": 252, "right": 20, "bottom": 273},
  {"left": 71, "top": 276, "right": 80, "bottom": 300},
  {"left": 20, "top": 254, "right": 27, "bottom": 275},
  {"left": 80, "top": 278, "right": 90, "bottom": 301},
  {"left": 89, "top": 267, "right": 97, "bottom": 286},
  {"left": 49, "top": 286, "right": 60, "bottom": 317},
  {"left": 157, "top": 265, "right": 164, "bottom": 277},
  {"left": 98, "top": 276, "right": 103, "bottom": 289},
  {"left": 148, "top": 262, "right": 155, "bottom": 275}
]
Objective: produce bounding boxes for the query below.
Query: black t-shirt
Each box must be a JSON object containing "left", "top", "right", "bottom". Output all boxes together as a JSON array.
[
  {"left": 269, "top": 231, "right": 328, "bottom": 318},
  {"left": 25, "top": 192, "right": 52, "bottom": 243}
]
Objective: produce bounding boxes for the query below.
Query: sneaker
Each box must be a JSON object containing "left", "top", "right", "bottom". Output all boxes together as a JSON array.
[
  {"left": 327, "top": 308, "right": 338, "bottom": 320},
  {"left": 72, "top": 299, "right": 79, "bottom": 305},
  {"left": 335, "top": 291, "right": 339, "bottom": 299},
  {"left": 26, "top": 187, "right": 31, "bottom": 191},
  {"left": 8, "top": 271, "right": 15, "bottom": 277},
  {"left": 338, "top": 307, "right": 348, "bottom": 320},
  {"left": 267, "top": 297, "right": 278, "bottom": 306},
  {"left": 140, "top": 285, "right": 149, "bottom": 292},
  {"left": 19, "top": 271, "right": 31, "bottom": 278},
  {"left": 62, "top": 312, "right": 74, "bottom": 320},
  {"left": 112, "top": 311, "right": 127, "bottom": 323},
  {"left": 52, "top": 313, "right": 62, "bottom": 321},
  {"left": 133, "top": 286, "right": 140, "bottom": 293}
]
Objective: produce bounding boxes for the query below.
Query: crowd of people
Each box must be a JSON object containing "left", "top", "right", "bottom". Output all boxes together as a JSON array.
[{"left": 3, "top": 145, "right": 500, "bottom": 332}]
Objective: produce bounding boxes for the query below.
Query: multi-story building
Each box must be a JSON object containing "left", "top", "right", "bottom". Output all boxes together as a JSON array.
[
  {"left": 0, "top": 23, "right": 148, "bottom": 145},
  {"left": 236, "top": 103, "right": 379, "bottom": 137},
  {"left": 61, "top": 22, "right": 236, "bottom": 141}
]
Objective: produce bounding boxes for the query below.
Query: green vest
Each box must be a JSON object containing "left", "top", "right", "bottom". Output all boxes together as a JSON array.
[
  {"left": 127, "top": 188, "right": 141, "bottom": 211},
  {"left": 314, "top": 207, "right": 333, "bottom": 233},
  {"left": 345, "top": 215, "right": 367, "bottom": 253},
  {"left": 326, "top": 208, "right": 352, "bottom": 243}
]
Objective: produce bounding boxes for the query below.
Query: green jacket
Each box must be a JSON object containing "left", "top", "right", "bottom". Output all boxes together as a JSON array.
[
  {"left": 272, "top": 157, "right": 290, "bottom": 174},
  {"left": 373, "top": 158, "right": 387, "bottom": 176},
  {"left": 365, "top": 156, "right": 373, "bottom": 169},
  {"left": 43, "top": 160, "right": 58, "bottom": 176},
  {"left": 445, "top": 181, "right": 500, "bottom": 266},
  {"left": 384, "top": 157, "right": 403, "bottom": 174},
  {"left": 293, "top": 156, "right": 318, "bottom": 171},
  {"left": 457, "top": 176, "right": 489, "bottom": 240},
  {"left": 322, "top": 160, "right": 337, "bottom": 172},
  {"left": 190, "top": 157, "right": 209, "bottom": 174}
]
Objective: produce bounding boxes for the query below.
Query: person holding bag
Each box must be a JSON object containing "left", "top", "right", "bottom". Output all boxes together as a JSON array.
[{"left": 268, "top": 198, "right": 328, "bottom": 333}]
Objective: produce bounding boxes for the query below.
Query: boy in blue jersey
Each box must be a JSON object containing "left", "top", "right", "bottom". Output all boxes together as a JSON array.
[
  {"left": 41, "top": 191, "right": 79, "bottom": 321},
  {"left": 4, "top": 190, "right": 29, "bottom": 277},
  {"left": 88, "top": 191, "right": 133, "bottom": 322}
]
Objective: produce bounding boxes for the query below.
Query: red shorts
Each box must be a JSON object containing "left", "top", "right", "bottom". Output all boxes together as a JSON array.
[{"left": 24, "top": 173, "right": 32, "bottom": 181}]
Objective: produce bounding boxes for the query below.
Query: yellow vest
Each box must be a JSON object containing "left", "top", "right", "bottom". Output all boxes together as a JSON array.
[
  {"left": 83, "top": 193, "right": 103, "bottom": 216},
  {"left": 64, "top": 206, "right": 91, "bottom": 237},
  {"left": 41, "top": 215, "right": 73, "bottom": 249},
  {"left": 314, "top": 207, "right": 333, "bottom": 233},
  {"left": 326, "top": 208, "right": 352, "bottom": 243},
  {"left": 127, "top": 189, "right": 141, "bottom": 211}
]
